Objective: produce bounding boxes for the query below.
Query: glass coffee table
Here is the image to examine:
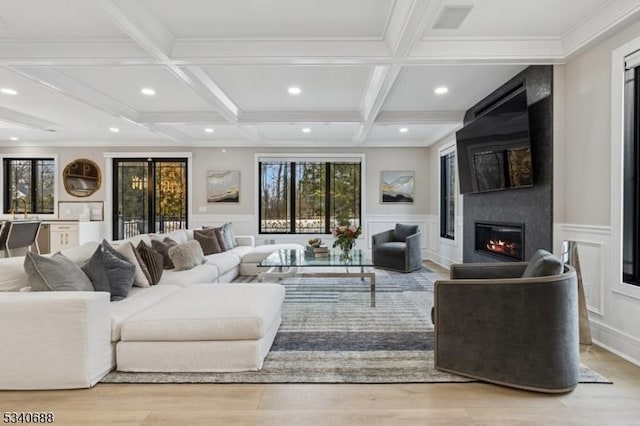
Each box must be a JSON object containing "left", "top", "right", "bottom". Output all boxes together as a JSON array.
[{"left": 258, "top": 248, "right": 377, "bottom": 305}]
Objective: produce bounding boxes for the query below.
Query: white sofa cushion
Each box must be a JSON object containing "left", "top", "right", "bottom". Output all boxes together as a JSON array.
[
  {"left": 0, "top": 256, "right": 31, "bottom": 291},
  {"left": 228, "top": 245, "right": 253, "bottom": 259},
  {"left": 109, "top": 285, "right": 181, "bottom": 342},
  {"left": 156, "top": 229, "right": 192, "bottom": 244},
  {"left": 120, "top": 283, "right": 285, "bottom": 341},
  {"left": 204, "top": 251, "right": 241, "bottom": 275},
  {"left": 157, "top": 263, "right": 219, "bottom": 287}
]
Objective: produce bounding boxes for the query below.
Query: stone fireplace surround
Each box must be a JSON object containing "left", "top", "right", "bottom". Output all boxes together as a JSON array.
[{"left": 462, "top": 65, "right": 553, "bottom": 263}]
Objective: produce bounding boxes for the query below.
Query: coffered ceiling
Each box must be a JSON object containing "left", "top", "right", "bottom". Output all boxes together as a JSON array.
[{"left": 0, "top": 0, "right": 639, "bottom": 147}]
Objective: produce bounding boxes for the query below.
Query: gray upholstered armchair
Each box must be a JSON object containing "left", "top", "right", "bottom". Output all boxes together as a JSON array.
[
  {"left": 432, "top": 250, "right": 580, "bottom": 393},
  {"left": 371, "top": 223, "right": 422, "bottom": 272}
]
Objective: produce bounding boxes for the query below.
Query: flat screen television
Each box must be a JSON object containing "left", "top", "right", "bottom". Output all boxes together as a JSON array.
[{"left": 456, "top": 87, "right": 533, "bottom": 194}]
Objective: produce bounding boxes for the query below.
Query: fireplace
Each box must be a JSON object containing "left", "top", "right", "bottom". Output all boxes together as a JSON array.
[{"left": 475, "top": 222, "right": 525, "bottom": 261}]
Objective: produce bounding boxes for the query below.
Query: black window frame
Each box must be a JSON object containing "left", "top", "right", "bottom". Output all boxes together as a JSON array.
[
  {"left": 623, "top": 65, "right": 640, "bottom": 286},
  {"left": 258, "top": 160, "right": 362, "bottom": 234},
  {"left": 3, "top": 157, "right": 56, "bottom": 215},
  {"left": 440, "top": 151, "right": 456, "bottom": 240}
]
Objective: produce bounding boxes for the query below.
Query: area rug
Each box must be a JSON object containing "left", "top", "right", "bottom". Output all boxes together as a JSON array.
[{"left": 102, "top": 268, "right": 611, "bottom": 384}]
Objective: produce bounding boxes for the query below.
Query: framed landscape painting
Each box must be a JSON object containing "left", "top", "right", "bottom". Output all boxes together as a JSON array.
[
  {"left": 207, "top": 170, "right": 240, "bottom": 203},
  {"left": 381, "top": 171, "right": 414, "bottom": 203}
]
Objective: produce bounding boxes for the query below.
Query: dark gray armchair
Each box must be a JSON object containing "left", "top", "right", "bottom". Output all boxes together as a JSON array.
[
  {"left": 432, "top": 250, "right": 580, "bottom": 393},
  {"left": 371, "top": 223, "right": 422, "bottom": 272}
]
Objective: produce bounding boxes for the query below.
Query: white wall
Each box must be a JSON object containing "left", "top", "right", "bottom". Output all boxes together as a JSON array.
[
  {"left": 0, "top": 145, "right": 431, "bottom": 252},
  {"left": 556, "top": 19, "right": 640, "bottom": 366}
]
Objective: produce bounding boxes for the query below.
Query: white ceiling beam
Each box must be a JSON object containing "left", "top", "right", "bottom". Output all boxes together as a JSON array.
[
  {"left": 173, "top": 66, "right": 240, "bottom": 122},
  {"left": 239, "top": 111, "right": 363, "bottom": 124},
  {"left": 0, "top": 107, "right": 57, "bottom": 131},
  {"left": 360, "top": 66, "right": 390, "bottom": 120},
  {"left": 241, "top": 125, "right": 264, "bottom": 145},
  {"left": 172, "top": 40, "right": 392, "bottom": 62},
  {"left": 91, "top": 0, "right": 241, "bottom": 125},
  {"left": 144, "top": 123, "right": 191, "bottom": 144},
  {"left": 376, "top": 110, "right": 464, "bottom": 124},
  {"left": 91, "top": 0, "right": 175, "bottom": 60},
  {"left": 138, "top": 111, "right": 227, "bottom": 124},
  {"left": 354, "top": 0, "right": 441, "bottom": 144}
]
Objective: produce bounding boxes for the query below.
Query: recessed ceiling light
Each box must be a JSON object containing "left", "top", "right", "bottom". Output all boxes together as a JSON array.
[
  {"left": 1, "top": 88, "right": 17, "bottom": 95},
  {"left": 399, "top": 127, "right": 409, "bottom": 133},
  {"left": 141, "top": 87, "right": 156, "bottom": 96},
  {"left": 288, "top": 86, "right": 301, "bottom": 95},
  {"left": 204, "top": 127, "right": 215, "bottom": 133},
  {"left": 109, "top": 127, "right": 120, "bottom": 133},
  {"left": 434, "top": 86, "right": 449, "bottom": 95},
  {"left": 9, "top": 137, "right": 18, "bottom": 141},
  {"left": 302, "top": 127, "right": 311, "bottom": 133}
]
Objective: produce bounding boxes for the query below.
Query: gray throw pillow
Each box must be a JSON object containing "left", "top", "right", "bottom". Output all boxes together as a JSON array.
[
  {"left": 81, "top": 245, "right": 110, "bottom": 293},
  {"left": 394, "top": 223, "right": 419, "bottom": 242},
  {"left": 522, "top": 249, "right": 564, "bottom": 278},
  {"left": 151, "top": 237, "right": 178, "bottom": 269},
  {"left": 194, "top": 228, "right": 222, "bottom": 255},
  {"left": 168, "top": 240, "right": 205, "bottom": 271},
  {"left": 102, "top": 247, "right": 136, "bottom": 301},
  {"left": 214, "top": 227, "right": 229, "bottom": 251},
  {"left": 24, "top": 252, "right": 94, "bottom": 292},
  {"left": 222, "top": 222, "right": 237, "bottom": 248}
]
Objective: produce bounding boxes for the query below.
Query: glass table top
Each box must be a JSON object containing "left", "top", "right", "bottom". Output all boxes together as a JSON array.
[{"left": 258, "top": 248, "right": 374, "bottom": 268}]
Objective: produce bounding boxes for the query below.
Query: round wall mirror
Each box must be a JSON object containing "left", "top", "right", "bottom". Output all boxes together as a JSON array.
[{"left": 63, "top": 159, "right": 101, "bottom": 197}]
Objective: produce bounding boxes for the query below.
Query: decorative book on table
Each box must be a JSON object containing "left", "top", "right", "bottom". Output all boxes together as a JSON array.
[{"left": 305, "top": 245, "right": 329, "bottom": 258}]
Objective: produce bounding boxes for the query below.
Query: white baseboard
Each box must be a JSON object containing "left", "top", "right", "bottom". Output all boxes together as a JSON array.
[{"left": 590, "top": 319, "right": 640, "bottom": 367}]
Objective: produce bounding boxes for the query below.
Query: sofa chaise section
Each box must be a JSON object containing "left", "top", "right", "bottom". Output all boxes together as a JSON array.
[{"left": 117, "top": 283, "right": 286, "bottom": 372}]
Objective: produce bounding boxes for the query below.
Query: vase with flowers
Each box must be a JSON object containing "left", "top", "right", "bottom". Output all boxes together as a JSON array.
[{"left": 332, "top": 217, "right": 361, "bottom": 261}]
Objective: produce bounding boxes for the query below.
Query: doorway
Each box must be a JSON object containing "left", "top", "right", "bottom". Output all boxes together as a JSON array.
[{"left": 112, "top": 158, "right": 188, "bottom": 240}]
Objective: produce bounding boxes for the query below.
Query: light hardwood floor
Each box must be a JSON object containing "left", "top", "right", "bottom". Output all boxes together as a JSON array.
[{"left": 2, "top": 263, "right": 640, "bottom": 425}]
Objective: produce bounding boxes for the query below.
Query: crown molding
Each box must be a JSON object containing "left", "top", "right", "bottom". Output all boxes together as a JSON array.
[
  {"left": 562, "top": 0, "right": 640, "bottom": 57},
  {"left": 410, "top": 37, "right": 565, "bottom": 62}
]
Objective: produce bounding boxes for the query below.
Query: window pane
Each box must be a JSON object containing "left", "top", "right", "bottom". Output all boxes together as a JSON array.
[
  {"left": 330, "top": 163, "right": 361, "bottom": 228},
  {"left": 259, "top": 160, "right": 361, "bottom": 234},
  {"left": 7, "top": 160, "right": 31, "bottom": 212},
  {"left": 156, "top": 161, "right": 187, "bottom": 234},
  {"left": 295, "top": 162, "right": 326, "bottom": 233},
  {"left": 117, "top": 161, "right": 148, "bottom": 239},
  {"left": 441, "top": 152, "right": 456, "bottom": 239},
  {"left": 260, "top": 162, "right": 291, "bottom": 233},
  {"left": 35, "top": 160, "right": 55, "bottom": 214}
]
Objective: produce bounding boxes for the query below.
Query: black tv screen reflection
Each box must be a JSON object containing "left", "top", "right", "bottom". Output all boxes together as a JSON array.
[{"left": 456, "top": 87, "right": 533, "bottom": 194}]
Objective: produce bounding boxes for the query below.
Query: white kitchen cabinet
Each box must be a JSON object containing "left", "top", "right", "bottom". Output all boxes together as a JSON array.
[{"left": 49, "top": 222, "right": 79, "bottom": 253}]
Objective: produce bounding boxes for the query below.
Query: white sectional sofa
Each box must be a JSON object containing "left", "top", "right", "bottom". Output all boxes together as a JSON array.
[{"left": 0, "top": 229, "right": 301, "bottom": 390}]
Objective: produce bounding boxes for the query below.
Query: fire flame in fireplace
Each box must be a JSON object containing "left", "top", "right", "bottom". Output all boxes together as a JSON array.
[{"left": 486, "top": 239, "right": 517, "bottom": 255}]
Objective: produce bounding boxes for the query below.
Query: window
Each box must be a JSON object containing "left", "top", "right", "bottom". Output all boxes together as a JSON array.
[
  {"left": 112, "top": 158, "right": 188, "bottom": 240},
  {"left": 259, "top": 159, "right": 361, "bottom": 234},
  {"left": 623, "top": 58, "right": 640, "bottom": 286},
  {"left": 3, "top": 158, "right": 55, "bottom": 215},
  {"left": 440, "top": 150, "right": 456, "bottom": 240}
]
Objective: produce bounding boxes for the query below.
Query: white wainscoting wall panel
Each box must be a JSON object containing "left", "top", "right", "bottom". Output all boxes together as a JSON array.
[
  {"left": 424, "top": 214, "right": 463, "bottom": 267},
  {"left": 366, "top": 215, "right": 429, "bottom": 252},
  {"left": 553, "top": 223, "right": 610, "bottom": 316},
  {"left": 554, "top": 223, "right": 640, "bottom": 366}
]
